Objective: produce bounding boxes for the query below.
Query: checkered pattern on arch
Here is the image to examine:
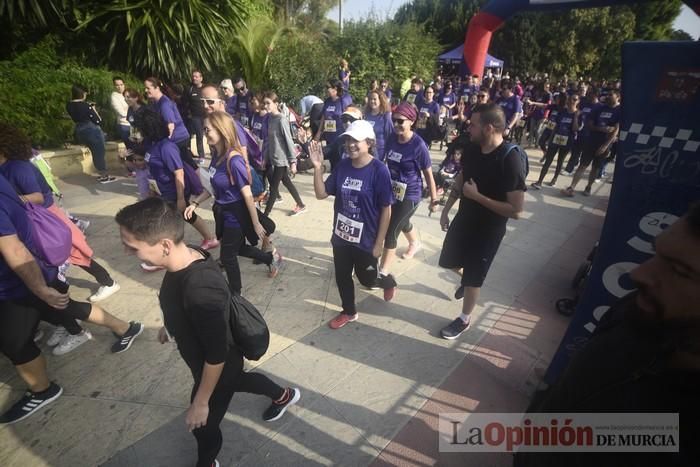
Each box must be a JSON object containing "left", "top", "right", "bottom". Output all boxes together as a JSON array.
[{"left": 618, "top": 124, "right": 699, "bottom": 153}]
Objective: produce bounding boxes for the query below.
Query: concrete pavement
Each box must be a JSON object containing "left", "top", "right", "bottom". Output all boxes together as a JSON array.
[{"left": 0, "top": 145, "right": 610, "bottom": 466}]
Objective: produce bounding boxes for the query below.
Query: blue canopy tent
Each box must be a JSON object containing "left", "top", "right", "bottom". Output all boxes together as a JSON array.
[{"left": 438, "top": 44, "right": 504, "bottom": 75}]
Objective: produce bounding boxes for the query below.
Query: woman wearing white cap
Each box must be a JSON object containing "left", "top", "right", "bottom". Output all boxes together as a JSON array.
[{"left": 308, "top": 120, "right": 396, "bottom": 329}]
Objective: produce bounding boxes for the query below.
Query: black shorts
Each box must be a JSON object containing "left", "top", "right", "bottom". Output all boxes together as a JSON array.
[
  {"left": 439, "top": 213, "right": 505, "bottom": 288},
  {"left": 579, "top": 135, "right": 609, "bottom": 168}
]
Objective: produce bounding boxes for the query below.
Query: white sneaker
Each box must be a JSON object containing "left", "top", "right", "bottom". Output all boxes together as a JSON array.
[
  {"left": 53, "top": 330, "right": 92, "bottom": 355},
  {"left": 47, "top": 326, "right": 69, "bottom": 347},
  {"left": 88, "top": 282, "right": 121, "bottom": 303}
]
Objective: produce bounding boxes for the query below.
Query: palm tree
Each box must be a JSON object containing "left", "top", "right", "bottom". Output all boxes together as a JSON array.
[
  {"left": 225, "top": 15, "right": 287, "bottom": 90},
  {"left": 0, "top": 0, "right": 70, "bottom": 26},
  {"left": 74, "top": 0, "right": 248, "bottom": 79}
]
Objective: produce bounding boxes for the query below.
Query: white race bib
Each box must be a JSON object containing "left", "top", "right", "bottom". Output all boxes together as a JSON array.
[
  {"left": 553, "top": 134, "right": 569, "bottom": 146},
  {"left": 241, "top": 116, "right": 249, "bottom": 126},
  {"left": 545, "top": 120, "right": 557, "bottom": 130},
  {"left": 406, "top": 94, "right": 416, "bottom": 104},
  {"left": 334, "top": 213, "right": 363, "bottom": 244},
  {"left": 148, "top": 178, "right": 161, "bottom": 195},
  {"left": 391, "top": 180, "right": 408, "bottom": 201},
  {"left": 324, "top": 119, "right": 337, "bottom": 132}
]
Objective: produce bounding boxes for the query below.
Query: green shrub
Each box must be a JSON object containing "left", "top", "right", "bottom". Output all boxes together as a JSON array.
[
  {"left": 0, "top": 36, "right": 141, "bottom": 147},
  {"left": 265, "top": 32, "right": 336, "bottom": 104}
]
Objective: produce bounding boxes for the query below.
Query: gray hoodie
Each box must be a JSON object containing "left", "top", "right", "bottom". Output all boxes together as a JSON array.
[{"left": 264, "top": 113, "right": 296, "bottom": 168}]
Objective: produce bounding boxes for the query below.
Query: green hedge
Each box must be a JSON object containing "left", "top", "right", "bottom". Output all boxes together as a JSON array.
[{"left": 0, "top": 36, "right": 141, "bottom": 148}]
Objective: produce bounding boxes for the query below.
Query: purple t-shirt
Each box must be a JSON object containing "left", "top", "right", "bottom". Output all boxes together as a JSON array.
[
  {"left": 145, "top": 139, "right": 186, "bottom": 202},
  {"left": 0, "top": 160, "right": 54, "bottom": 208},
  {"left": 339, "top": 70, "right": 350, "bottom": 90},
  {"left": 324, "top": 158, "right": 393, "bottom": 253},
  {"left": 497, "top": 94, "right": 523, "bottom": 124},
  {"left": 365, "top": 112, "right": 394, "bottom": 161},
  {"left": 384, "top": 133, "right": 432, "bottom": 203},
  {"left": 0, "top": 174, "right": 45, "bottom": 300},
  {"left": 321, "top": 97, "right": 345, "bottom": 144},
  {"left": 154, "top": 95, "right": 190, "bottom": 144},
  {"left": 250, "top": 113, "right": 266, "bottom": 141},
  {"left": 578, "top": 101, "right": 603, "bottom": 135},
  {"left": 210, "top": 152, "right": 249, "bottom": 228},
  {"left": 439, "top": 91, "right": 456, "bottom": 107}
]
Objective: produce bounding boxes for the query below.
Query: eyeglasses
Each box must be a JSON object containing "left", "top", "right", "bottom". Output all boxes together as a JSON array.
[
  {"left": 200, "top": 98, "right": 222, "bottom": 106},
  {"left": 392, "top": 118, "right": 406, "bottom": 125},
  {"left": 235, "top": 87, "right": 245, "bottom": 93}
]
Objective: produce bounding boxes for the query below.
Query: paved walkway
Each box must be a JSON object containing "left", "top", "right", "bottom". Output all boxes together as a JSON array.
[{"left": 0, "top": 147, "right": 610, "bottom": 466}]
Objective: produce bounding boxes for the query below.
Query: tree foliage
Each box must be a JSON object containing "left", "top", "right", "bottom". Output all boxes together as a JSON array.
[
  {"left": 0, "top": 36, "right": 140, "bottom": 147},
  {"left": 330, "top": 19, "right": 442, "bottom": 102},
  {"left": 223, "top": 15, "right": 287, "bottom": 91},
  {"left": 395, "top": 0, "right": 687, "bottom": 79}
]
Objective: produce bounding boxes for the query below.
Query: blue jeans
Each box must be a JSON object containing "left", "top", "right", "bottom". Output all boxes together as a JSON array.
[
  {"left": 116, "top": 124, "right": 130, "bottom": 145},
  {"left": 75, "top": 123, "right": 106, "bottom": 173}
]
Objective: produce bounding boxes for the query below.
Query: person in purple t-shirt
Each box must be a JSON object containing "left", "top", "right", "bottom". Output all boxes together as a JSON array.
[
  {"left": 185, "top": 111, "right": 282, "bottom": 295},
  {"left": 563, "top": 89, "right": 621, "bottom": 197},
  {"left": 380, "top": 79, "right": 392, "bottom": 101},
  {"left": 364, "top": 90, "right": 394, "bottom": 161},
  {"left": 315, "top": 80, "right": 348, "bottom": 146},
  {"left": 380, "top": 103, "right": 438, "bottom": 301},
  {"left": 496, "top": 83, "right": 523, "bottom": 141},
  {"left": 135, "top": 108, "right": 218, "bottom": 252},
  {"left": 339, "top": 59, "right": 351, "bottom": 91},
  {"left": 144, "top": 77, "right": 197, "bottom": 169},
  {"left": 308, "top": 121, "right": 396, "bottom": 329},
  {"left": 219, "top": 79, "right": 237, "bottom": 117},
  {"left": 439, "top": 81, "right": 457, "bottom": 116},
  {"left": 415, "top": 86, "right": 441, "bottom": 146}
]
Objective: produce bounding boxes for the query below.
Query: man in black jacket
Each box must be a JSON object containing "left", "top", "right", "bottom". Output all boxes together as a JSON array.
[
  {"left": 515, "top": 203, "right": 700, "bottom": 467},
  {"left": 183, "top": 70, "right": 206, "bottom": 163}
]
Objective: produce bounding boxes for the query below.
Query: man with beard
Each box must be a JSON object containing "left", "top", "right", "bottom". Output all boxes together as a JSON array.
[
  {"left": 515, "top": 204, "right": 700, "bottom": 467},
  {"left": 438, "top": 103, "right": 526, "bottom": 339}
]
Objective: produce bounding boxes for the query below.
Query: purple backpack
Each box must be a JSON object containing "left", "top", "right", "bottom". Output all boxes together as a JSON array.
[{"left": 24, "top": 202, "right": 72, "bottom": 267}]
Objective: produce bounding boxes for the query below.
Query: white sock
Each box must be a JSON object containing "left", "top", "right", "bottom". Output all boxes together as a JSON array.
[
  {"left": 459, "top": 313, "right": 471, "bottom": 324},
  {"left": 379, "top": 269, "right": 389, "bottom": 277}
]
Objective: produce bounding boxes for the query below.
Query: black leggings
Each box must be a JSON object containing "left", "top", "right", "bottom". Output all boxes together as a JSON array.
[
  {"left": 333, "top": 245, "right": 396, "bottom": 315},
  {"left": 79, "top": 258, "right": 114, "bottom": 287},
  {"left": 221, "top": 225, "right": 273, "bottom": 295},
  {"left": 264, "top": 166, "right": 304, "bottom": 216},
  {"left": 191, "top": 347, "right": 284, "bottom": 467},
  {"left": 384, "top": 199, "right": 419, "bottom": 250},
  {"left": 536, "top": 144, "right": 570, "bottom": 184},
  {"left": 0, "top": 286, "right": 91, "bottom": 364}
]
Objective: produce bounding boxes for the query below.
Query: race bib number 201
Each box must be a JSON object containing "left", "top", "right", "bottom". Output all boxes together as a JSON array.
[{"left": 334, "top": 213, "right": 363, "bottom": 244}]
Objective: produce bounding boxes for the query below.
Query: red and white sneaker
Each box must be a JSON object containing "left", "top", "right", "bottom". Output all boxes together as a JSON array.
[
  {"left": 289, "top": 205, "right": 307, "bottom": 216},
  {"left": 200, "top": 238, "right": 220, "bottom": 250},
  {"left": 329, "top": 313, "right": 358, "bottom": 329}
]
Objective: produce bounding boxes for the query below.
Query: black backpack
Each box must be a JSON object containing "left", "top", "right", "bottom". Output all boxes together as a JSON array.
[
  {"left": 500, "top": 143, "right": 529, "bottom": 182},
  {"left": 228, "top": 294, "right": 270, "bottom": 361}
]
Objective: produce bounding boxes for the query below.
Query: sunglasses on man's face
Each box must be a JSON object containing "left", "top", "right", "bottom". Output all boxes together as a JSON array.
[
  {"left": 201, "top": 98, "right": 222, "bottom": 106},
  {"left": 392, "top": 118, "right": 407, "bottom": 125},
  {"left": 235, "top": 87, "right": 245, "bottom": 93}
]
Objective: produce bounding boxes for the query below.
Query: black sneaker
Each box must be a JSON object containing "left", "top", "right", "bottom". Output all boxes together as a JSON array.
[
  {"left": 111, "top": 321, "right": 144, "bottom": 353},
  {"left": 441, "top": 317, "right": 470, "bottom": 340},
  {"left": 263, "top": 387, "right": 300, "bottom": 422},
  {"left": 454, "top": 285, "right": 464, "bottom": 301},
  {"left": 0, "top": 382, "right": 63, "bottom": 425}
]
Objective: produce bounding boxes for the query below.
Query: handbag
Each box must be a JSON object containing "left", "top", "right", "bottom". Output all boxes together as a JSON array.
[{"left": 21, "top": 200, "right": 72, "bottom": 267}]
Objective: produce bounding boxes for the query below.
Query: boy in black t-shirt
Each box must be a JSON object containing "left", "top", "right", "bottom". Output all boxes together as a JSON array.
[
  {"left": 439, "top": 103, "right": 526, "bottom": 340},
  {"left": 116, "top": 198, "right": 299, "bottom": 467}
]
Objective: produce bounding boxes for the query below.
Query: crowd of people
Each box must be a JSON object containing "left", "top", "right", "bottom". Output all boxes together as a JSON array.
[{"left": 3, "top": 59, "right": 679, "bottom": 467}]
